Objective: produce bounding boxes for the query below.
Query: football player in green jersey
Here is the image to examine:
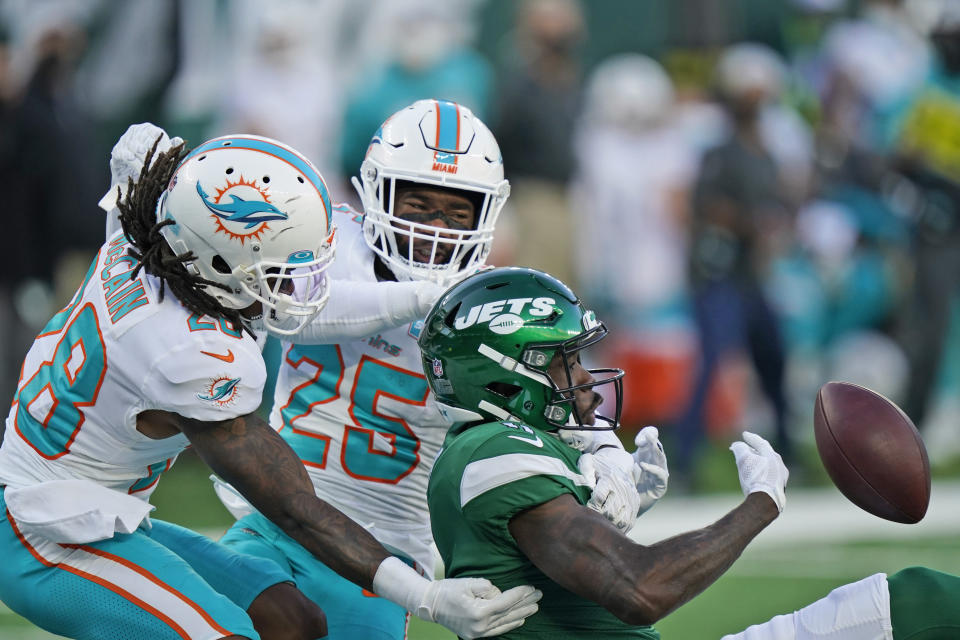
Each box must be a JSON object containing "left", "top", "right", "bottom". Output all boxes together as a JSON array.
[
  {"left": 421, "top": 267, "right": 960, "bottom": 639},
  {"left": 420, "top": 267, "right": 789, "bottom": 638}
]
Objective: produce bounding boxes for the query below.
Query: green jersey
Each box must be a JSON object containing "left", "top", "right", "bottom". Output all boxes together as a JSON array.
[{"left": 428, "top": 420, "right": 659, "bottom": 639}]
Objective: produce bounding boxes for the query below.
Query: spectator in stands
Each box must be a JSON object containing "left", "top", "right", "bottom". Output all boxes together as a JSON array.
[
  {"left": 673, "top": 43, "right": 797, "bottom": 485},
  {"left": 4, "top": 20, "right": 104, "bottom": 409},
  {"left": 885, "top": 4, "right": 960, "bottom": 432},
  {"left": 339, "top": 0, "right": 492, "bottom": 197},
  {"left": 570, "top": 53, "right": 699, "bottom": 430},
  {"left": 491, "top": 0, "right": 586, "bottom": 285}
]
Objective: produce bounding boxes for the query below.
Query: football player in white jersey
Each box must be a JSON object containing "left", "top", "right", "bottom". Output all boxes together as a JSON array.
[
  {"left": 0, "top": 133, "right": 541, "bottom": 640},
  {"left": 214, "top": 99, "right": 666, "bottom": 640}
]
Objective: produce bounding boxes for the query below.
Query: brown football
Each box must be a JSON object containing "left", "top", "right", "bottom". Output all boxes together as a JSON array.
[{"left": 813, "top": 381, "right": 930, "bottom": 524}]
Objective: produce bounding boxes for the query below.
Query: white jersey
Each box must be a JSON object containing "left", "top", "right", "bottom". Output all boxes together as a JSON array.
[
  {"left": 0, "top": 232, "right": 266, "bottom": 501},
  {"left": 269, "top": 204, "right": 447, "bottom": 572}
]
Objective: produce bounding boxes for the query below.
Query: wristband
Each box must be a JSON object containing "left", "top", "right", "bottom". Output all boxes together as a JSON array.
[{"left": 372, "top": 556, "right": 432, "bottom": 619}]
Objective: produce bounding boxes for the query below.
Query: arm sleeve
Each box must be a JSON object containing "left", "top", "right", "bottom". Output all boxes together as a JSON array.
[{"left": 292, "top": 278, "right": 443, "bottom": 344}]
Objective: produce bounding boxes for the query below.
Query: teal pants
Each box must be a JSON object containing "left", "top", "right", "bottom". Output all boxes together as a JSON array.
[
  {"left": 221, "top": 511, "right": 410, "bottom": 639},
  {"left": 0, "top": 487, "right": 290, "bottom": 639}
]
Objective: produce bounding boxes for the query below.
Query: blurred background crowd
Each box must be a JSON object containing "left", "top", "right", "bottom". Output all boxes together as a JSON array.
[{"left": 2, "top": 0, "right": 959, "bottom": 490}]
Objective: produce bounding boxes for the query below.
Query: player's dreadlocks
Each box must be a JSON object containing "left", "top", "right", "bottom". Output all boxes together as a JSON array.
[{"left": 115, "top": 137, "right": 250, "bottom": 333}]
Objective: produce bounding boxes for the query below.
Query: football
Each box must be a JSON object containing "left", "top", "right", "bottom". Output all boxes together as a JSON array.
[{"left": 813, "top": 381, "right": 930, "bottom": 524}]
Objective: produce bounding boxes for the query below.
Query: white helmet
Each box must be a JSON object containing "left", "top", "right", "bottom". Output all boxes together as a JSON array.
[
  {"left": 157, "top": 135, "right": 337, "bottom": 335},
  {"left": 584, "top": 54, "right": 675, "bottom": 132},
  {"left": 715, "top": 42, "right": 786, "bottom": 102},
  {"left": 352, "top": 99, "right": 510, "bottom": 288}
]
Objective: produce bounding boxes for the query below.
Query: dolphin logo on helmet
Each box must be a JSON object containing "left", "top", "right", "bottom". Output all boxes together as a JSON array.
[{"left": 197, "top": 182, "right": 288, "bottom": 229}]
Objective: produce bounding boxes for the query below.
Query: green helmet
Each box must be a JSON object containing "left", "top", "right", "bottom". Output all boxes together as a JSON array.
[{"left": 418, "top": 267, "right": 624, "bottom": 431}]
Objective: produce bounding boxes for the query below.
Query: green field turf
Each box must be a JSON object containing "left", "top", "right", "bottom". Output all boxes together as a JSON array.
[{"left": 4, "top": 453, "right": 958, "bottom": 639}]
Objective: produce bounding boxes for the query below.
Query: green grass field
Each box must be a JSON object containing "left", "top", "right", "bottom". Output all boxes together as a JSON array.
[{"left": 4, "top": 450, "right": 958, "bottom": 639}]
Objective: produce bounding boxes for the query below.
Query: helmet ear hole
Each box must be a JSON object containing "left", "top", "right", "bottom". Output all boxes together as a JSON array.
[
  {"left": 486, "top": 382, "right": 522, "bottom": 399},
  {"left": 443, "top": 303, "right": 462, "bottom": 328},
  {"left": 211, "top": 255, "right": 232, "bottom": 274}
]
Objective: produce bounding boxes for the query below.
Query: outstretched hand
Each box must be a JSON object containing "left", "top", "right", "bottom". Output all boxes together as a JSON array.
[
  {"left": 632, "top": 426, "right": 669, "bottom": 514},
  {"left": 730, "top": 431, "right": 788, "bottom": 512},
  {"left": 99, "top": 122, "right": 183, "bottom": 213}
]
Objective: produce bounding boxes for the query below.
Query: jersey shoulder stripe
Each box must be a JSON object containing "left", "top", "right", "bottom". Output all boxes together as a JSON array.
[
  {"left": 440, "top": 421, "right": 588, "bottom": 508},
  {"left": 460, "top": 451, "right": 592, "bottom": 507}
]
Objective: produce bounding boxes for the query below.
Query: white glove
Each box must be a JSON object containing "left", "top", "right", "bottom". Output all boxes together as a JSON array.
[
  {"left": 632, "top": 426, "right": 669, "bottom": 515},
  {"left": 579, "top": 449, "right": 643, "bottom": 533},
  {"left": 373, "top": 556, "right": 541, "bottom": 639},
  {"left": 99, "top": 122, "right": 183, "bottom": 234},
  {"left": 405, "top": 279, "right": 446, "bottom": 320},
  {"left": 729, "top": 431, "right": 788, "bottom": 512}
]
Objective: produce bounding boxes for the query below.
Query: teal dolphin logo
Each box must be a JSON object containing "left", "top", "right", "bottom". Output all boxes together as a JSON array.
[
  {"left": 198, "top": 377, "right": 241, "bottom": 405},
  {"left": 197, "top": 182, "right": 288, "bottom": 230}
]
